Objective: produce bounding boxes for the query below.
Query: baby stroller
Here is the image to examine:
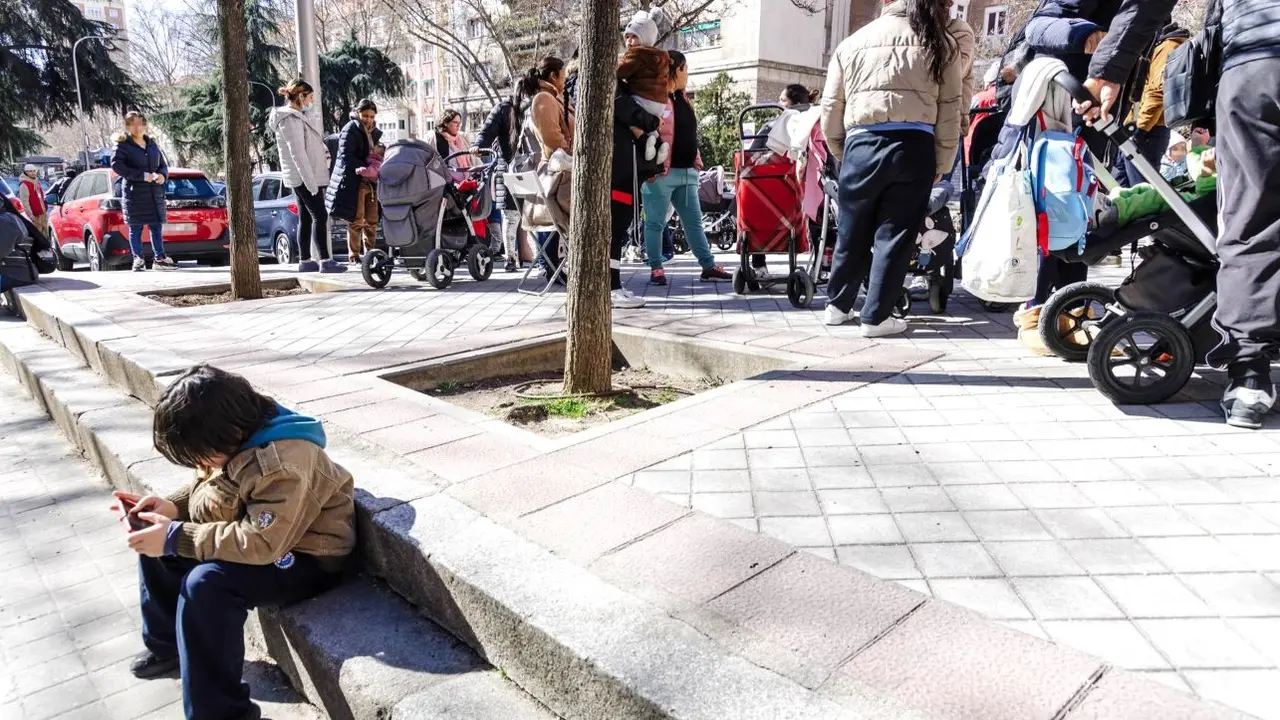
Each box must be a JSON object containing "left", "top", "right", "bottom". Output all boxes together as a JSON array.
[
  {"left": 1038, "top": 75, "right": 1219, "bottom": 405},
  {"left": 959, "top": 89, "right": 1017, "bottom": 313},
  {"left": 901, "top": 185, "right": 958, "bottom": 315},
  {"left": 362, "top": 142, "right": 499, "bottom": 290},
  {"left": 732, "top": 104, "right": 811, "bottom": 297},
  {"left": 698, "top": 166, "right": 737, "bottom": 251}
]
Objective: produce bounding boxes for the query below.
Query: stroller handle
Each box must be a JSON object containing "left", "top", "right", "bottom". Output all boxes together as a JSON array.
[
  {"left": 739, "top": 103, "right": 785, "bottom": 141},
  {"left": 447, "top": 147, "right": 497, "bottom": 165},
  {"left": 1050, "top": 72, "right": 1099, "bottom": 109}
]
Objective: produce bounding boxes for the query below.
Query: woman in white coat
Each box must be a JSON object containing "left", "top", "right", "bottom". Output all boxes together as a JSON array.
[{"left": 269, "top": 80, "right": 345, "bottom": 273}]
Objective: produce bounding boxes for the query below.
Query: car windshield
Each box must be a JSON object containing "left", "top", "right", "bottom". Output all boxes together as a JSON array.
[
  {"left": 0, "top": 178, "right": 12, "bottom": 197},
  {"left": 112, "top": 176, "right": 217, "bottom": 198}
]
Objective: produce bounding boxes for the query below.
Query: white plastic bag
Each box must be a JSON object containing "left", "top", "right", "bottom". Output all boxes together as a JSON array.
[{"left": 959, "top": 149, "right": 1039, "bottom": 304}]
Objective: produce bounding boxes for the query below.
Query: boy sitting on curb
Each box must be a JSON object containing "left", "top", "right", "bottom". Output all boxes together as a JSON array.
[{"left": 115, "top": 364, "right": 355, "bottom": 720}]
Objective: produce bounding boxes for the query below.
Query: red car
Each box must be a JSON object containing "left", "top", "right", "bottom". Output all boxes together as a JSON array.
[{"left": 46, "top": 167, "right": 229, "bottom": 270}]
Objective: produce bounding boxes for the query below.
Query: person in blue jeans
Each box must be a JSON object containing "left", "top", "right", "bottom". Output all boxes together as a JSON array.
[
  {"left": 111, "top": 112, "right": 177, "bottom": 271},
  {"left": 642, "top": 51, "right": 731, "bottom": 286}
]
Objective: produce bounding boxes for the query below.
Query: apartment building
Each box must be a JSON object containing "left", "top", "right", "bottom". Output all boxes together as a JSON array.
[{"left": 73, "top": 0, "right": 129, "bottom": 69}]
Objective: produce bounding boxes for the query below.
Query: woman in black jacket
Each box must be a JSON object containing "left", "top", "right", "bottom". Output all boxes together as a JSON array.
[
  {"left": 110, "top": 112, "right": 176, "bottom": 271},
  {"left": 324, "top": 99, "right": 381, "bottom": 271},
  {"left": 475, "top": 95, "right": 526, "bottom": 272}
]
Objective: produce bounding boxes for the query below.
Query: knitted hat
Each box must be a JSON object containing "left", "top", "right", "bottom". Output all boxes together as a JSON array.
[
  {"left": 624, "top": 11, "right": 659, "bottom": 47},
  {"left": 23, "top": 164, "right": 37, "bottom": 173}
]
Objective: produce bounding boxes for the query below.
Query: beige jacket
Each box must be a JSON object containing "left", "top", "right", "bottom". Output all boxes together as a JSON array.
[
  {"left": 166, "top": 439, "right": 356, "bottom": 569},
  {"left": 530, "top": 81, "right": 574, "bottom": 161},
  {"left": 820, "top": 3, "right": 971, "bottom": 176}
]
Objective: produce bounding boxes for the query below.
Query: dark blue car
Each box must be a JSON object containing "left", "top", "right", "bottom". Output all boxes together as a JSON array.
[{"left": 252, "top": 172, "right": 382, "bottom": 263}]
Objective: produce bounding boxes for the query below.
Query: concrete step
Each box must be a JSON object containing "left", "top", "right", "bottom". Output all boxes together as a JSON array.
[{"left": 0, "top": 317, "right": 558, "bottom": 720}]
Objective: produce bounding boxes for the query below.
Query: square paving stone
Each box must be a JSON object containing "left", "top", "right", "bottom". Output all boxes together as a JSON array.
[
  {"left": 1228, "top": 618, "right": 1280, "bottom": 666},
  {"left": 690, "top": 448, "right": 749, "bottom": 470},
  {"left": 754, "top": 491, "right": 820, "bottom": 517},
  {"left": 591, "top": 513, "right": 793, "bottom": 605},
  {"left": 1041, "top": 620, "right": 1170, "bottom": 670},
  {"left": 691, "top": 469, "right": 751, "bottom": 493},
  {"left": 746, "top": 448, "right": 807, "bottom": 470},
  {"left": 827, "top": 514, "right": 903, "bottom": 545},
  {"left": 1137, "top": 619, "right": 1269, "bottom": 668},
  {"left": 964, "top": 510, "right": 1052, "bottom": 541},
  {"left": 742, "top": 429, "right": 799, "bottom": 449},
  {"left": 1062, "top": 539, "right": 1165, "bottom": 575},
  {"left": 20, "top": 674, "right": 99, "bottom": 720},
  {"left": 446, "top": 460, "right": 607, "bottom": 520},
  {"left": 1011, "top": 577, "right": 1124, "bottom": 620},
  {"left": 1219, "top": 535, "right": 1280, "bottom": 571},
  {"left": 1183, "top": 670, "right": 1280, "bottom": 720},
  {"left": 1104, "top": 505, "right": 1206, "bottom": 537},
  {"left": 758, "top": 517, "right": 831, "bottom": 547},
  {"left": 632, "top": 470, "right": 694, "bottom": 495},
  {"left": 857, "top": 445, "right": 924, "bottom": 466},
  {"left": 946, "top": 485, "right": 1024, "bottom": 511},
  {"left": 835, "top": 545, "right": 921, "bottom": 580},
  {"left": 706, "top": 552, "right": 923, "bottom": 673},
  {"left": 817, "top": 488, "right": 887, "bottom": 515},
  {"left": 1179, "top": 504, "right": 1280, "bottom": 535},
  {"left": 690, "top": 493, "right": 754, "bottom": 519},
  {"left": 867, "top": 464, "right": 936, "bottom": 488},
  {"left": 930, "top": 578, "right": 1032, "bottom": 620},
  {"left": 895, "top": 512, "right": 977, "bottom": 543},
  {"left": 409, "top": 434, "right": 539, "bottom": 484},
  {"left": 840, "top": 600, "right": 1102, "bottom": 720},
  {"left": 987, "top": 541, "right": 1086, "bottom": 577},
  {"left": 913, "top": 542, "right": 1002, "bottom": 578},
  {"left": 989, "top": 460, "right": 1063, "bottom": 484},
  {"left": 749, "top": 468, "right": 812, "bottom": 492},
  {"left": 929, "top": 462, "right": 1000, "bottom": 485},
  {"left": 800, "top": 446, "right": 865, "bottom": 468},
  {"left": 515, "top": 483, "right": 689, "bottom": 564},
  {"left": 1094, "top": 575, "right": 1212, "bottom": 619},
  {"left": 809, "top": 466, "right": 874, "bottom": 489},
  {"left": 1140, "top": 536, "right": 1253, "bottom": 573},
  {"left": 1009, "top": 483, "right": 1093, "bottom": 510},
  {"left": 795, "top": 428, "right": 854, "bottom": 447},
  {"left": 1180, "top": 573, "right": 1280, "bottom": 617},
  {"left": 880, "top": 486, "right": 954, "bottom": 513},
  {"left": 1034, "top": 508, "right": 1128, "bottom": 539}
]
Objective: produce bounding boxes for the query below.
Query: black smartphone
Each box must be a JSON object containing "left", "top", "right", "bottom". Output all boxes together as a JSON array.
[{"left": 117, "top": 497, "right": 152, "bottom": 532}]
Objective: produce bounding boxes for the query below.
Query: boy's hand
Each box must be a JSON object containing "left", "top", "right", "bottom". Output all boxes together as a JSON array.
[
  {"left": 134, "top": 495, "right": 180, "bottom": 520},
  {"left": 110, "top": 490, "right": 140, "bottom": 516},
  {"left": 126, "top": 514, "right": 172, "bottom": 557}
]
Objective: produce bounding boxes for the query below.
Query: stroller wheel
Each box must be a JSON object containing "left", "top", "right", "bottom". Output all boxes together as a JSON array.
[
  {"left": 408, "top": 267, "right": 427, "bottom": 282},
  {"left": 892, "top": 289, "right": 912, "bottom": 319},
  {"left": 361, "top": 249, "right": 392, "bottom": 289},
  {"left": 425, "top": 249, "right": 454, "bottom": 289},
  {"left": 1087, "top": 312, "right": 1195, "bottom": 406},
  {"left": 718, "top": 233, "right": 736, "bottom": 251},
  {"left": 786, "top": 269, "right": 816, "bottom": 309},
  {"left": 928, "top": 280, "right": 948, "bottom": 314},
  {"left": 1040, "top": 282, "right": 1116, "bottom": 362},
  {"left": 467, "top": 245, "right": 493, "bottom": 281},
  {"left": 732, "top": 266, "right": 748, "bottom": 295},
  {"left": 979, "top": 300, "right": 1014, "bottom": 313}
]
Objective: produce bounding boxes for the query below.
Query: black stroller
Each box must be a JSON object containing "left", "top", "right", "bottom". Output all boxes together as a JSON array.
[{"left": 1038, "top": 75, "right": 1220, "bottom": 405}]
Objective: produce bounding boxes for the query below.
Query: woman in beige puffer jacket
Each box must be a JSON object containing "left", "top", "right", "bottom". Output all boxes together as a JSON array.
[{"left": 820, "top": 0, "right": 972, "bottom": 337}]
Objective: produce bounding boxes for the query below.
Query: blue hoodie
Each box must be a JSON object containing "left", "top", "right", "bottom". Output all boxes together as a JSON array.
[{"left": 163, "top": 405, "right": 325, "bottom": 555}]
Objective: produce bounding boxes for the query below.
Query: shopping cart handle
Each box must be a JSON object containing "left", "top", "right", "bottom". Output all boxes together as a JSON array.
[
  {"left": 739, "top": 103, "right": 786, "bottom": 140},
  {"left": 1051, "top": 72, "right": 1098, "bottom": 107}
]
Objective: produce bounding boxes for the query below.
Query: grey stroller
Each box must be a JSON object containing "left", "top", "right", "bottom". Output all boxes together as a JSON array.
[{"left": 361, "top": 139, "right": 498, "bottom": 289}]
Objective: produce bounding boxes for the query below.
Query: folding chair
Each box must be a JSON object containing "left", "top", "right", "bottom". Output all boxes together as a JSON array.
[{"left": 505, "top": 169, "right": 569, "bottom": 296}]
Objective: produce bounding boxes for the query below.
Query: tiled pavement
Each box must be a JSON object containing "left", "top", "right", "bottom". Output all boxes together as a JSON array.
[
  {"left": 23, "top": 252, "right": 1280, "bottom": 717},
  {"left": 0, "top": 372, "right": 319, "bottom": 720}
]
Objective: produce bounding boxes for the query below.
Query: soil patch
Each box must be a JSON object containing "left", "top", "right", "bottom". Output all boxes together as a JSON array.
[
  {"left": 144, "top": 286, "right": 310, "bottom": 308},
  {"left": 428, "top": 366, "right": 719, "bottom": 437}
]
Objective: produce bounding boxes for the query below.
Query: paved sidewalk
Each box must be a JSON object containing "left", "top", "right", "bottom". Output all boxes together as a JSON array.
[
  {"left": 0, "top": 372, "right": 320, "bottom": 720},
  {"left": 18, "top": 252, "right": 1278, "bottom": 717}
]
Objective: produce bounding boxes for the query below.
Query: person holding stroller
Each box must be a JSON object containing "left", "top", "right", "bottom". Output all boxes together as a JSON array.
[
  {"left": 475, "top": 93, "right": 527, "bottom": 273},
  {"left": 1080, "top": 0, "right": 1280, "bottom": 428},
  {"left": 820, "top": 0, "right": 966, "bottom": 337},
  {"left": 327, "top": 99, "right": 382, "bottom": 268},
  {"left": 111, "top": 112, "right": 178, "bottom": 271}
]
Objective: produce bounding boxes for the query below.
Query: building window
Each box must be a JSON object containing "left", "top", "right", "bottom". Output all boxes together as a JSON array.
[
  {"left": 85, "top": 6, "right": 103, "bottom": 18},
  {"left": 676, "top": 20, "right": 721, "bottom": 52},
  {"left": 423, "top": 79, "right": 435, "bottom": 97},
  {"left": 467, "top": 18, "right": 484, "bottom": 39},
  {"left": 950, "top": 1, "right": 967, "bottom": 21},
  {"left": 984, "top": 6, "right": 1007, "bottom": 37},
  {"left": 398, "top": 119, "right": 406, "bottom": 130}
]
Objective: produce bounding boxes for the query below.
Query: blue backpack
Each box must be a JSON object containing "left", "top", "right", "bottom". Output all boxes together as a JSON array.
[{"left": 1029, "top": 130, "right": 1097, "bottom": 255}]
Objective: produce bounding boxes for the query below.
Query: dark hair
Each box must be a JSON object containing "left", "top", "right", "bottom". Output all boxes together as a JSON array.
[
  {"left": 905, "top": 0, "right": 957, "bottom": 84},
  {"left": 279, "top": 79, "right": 313, "bottom": 103},
  {"left": 782, "top": 84, "right": 815, "bottom": 106},
  {"left": 153, "top": 365, "right": 280, "bottom": 469},
  {"left": 517, "top": 56, "right": 566, "bottom": 99},
  {"left": 123, "top": 110, "right": 147, "bottom": 126},
  {"left": 356, "top": 98, "right": 378, "bottom": 114},
  {"left": 436, "top": 109, "right": 462, "bottom": 133},
  {"left": 667, "top": 50, "right": 687, "bottom": 75}
]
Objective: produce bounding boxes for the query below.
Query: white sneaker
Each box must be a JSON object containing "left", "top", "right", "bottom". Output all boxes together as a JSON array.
[
  {"left": 1222, "top": 382, "right": 1277, "bottom": 429},
  {"left": 824, "top": 304, "right": 853, "bottom": 326},
  {"left": 611, "top": 288, "right": 645, "bottom": 309},
  {"left": 861, "top": 317, "right": 908, "bottom": 338}
]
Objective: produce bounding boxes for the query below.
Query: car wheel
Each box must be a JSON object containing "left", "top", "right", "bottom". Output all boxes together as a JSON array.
[
  {"left": 51, "top": 229, "right": 74, "bottom": 271},
  {"left": 87, "top": 235, "right": 103, "bottom": 272},
  {"left": 273, "top": 233, "right": 294, "bottom": 264}
]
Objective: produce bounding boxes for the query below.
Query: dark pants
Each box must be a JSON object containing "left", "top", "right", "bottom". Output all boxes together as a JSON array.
[
  {"left": 1207, "top": 59, "right": 1280, "bottom": 380},
  {"left": 139, "top": 554, "right": 339, "bottom": 720},
  {"left": 534, "top": 231, "right": 562, "bottom": 280},
  {"left": 826, "top": 131, "right": 934, "bottom": 324},
  {"left": 1120, "top": 126, "right": 1172, "bottom": 188},
  {"left": 1033, "top": 255, "right": 1090, "bottom": 305},
  {"left": 611, "top": 199, "right": 632, "bottom": 290},
  {"left": 292, "top": 185, "right": 330, "bottom": 261}
]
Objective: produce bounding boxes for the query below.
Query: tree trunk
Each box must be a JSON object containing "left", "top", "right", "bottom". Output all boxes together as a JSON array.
[
  {"left": 218, "top": 0, "right": 263, "bottom": 300},
  {"left": 562, "top": 0, "right": 618, "bottom": 395}
]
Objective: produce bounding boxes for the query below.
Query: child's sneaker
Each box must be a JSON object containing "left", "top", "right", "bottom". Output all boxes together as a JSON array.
[
  {"left": 153, "top": 256, "right": 178, "bottom": 270},
  {"left": 611, "top": 288, "right": 645, "bottom": 309},
  {"left": 862, "top": 317, "right": 908, "bottom": 338},
  {"left": 650, "top": 268, "right": 667, "bottom": 285},
  {"left": 700, "top": 265, "right": 732, "bottom": 281},
  {"left": 655, "top": 140, "right": 669, "bottom": 166},
  {"left": 297, "top": 260, "right": 320, "bottom": 273},
  {"left": 643, "top": 133, "right": 659, "bottom": 161}
]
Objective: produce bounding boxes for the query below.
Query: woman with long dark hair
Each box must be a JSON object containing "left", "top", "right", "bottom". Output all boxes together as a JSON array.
[
  {"left": 819, "top": 0, "right": 968, "bottom": 337},
  {"left": 518, "top": 56, "right": 572, "bottom": 284}
]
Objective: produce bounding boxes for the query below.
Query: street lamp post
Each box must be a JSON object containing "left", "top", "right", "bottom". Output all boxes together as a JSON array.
[
  {"left": 248, "top": 81, "right": 278, "bottom": 107},
  {"left": 72, "top": 35, "right": 111, "bottom": 170},
  {"left": 294, "top": 0, "right": 321, "bottom": 133}
]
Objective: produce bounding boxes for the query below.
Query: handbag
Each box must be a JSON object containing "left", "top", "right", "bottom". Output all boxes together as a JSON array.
[
  {"left": 1164, "top": 0, "right": 1223, "bottom": 132},
  {"left": 958, "top": 139, "right": 1039, "bottom": 304}
]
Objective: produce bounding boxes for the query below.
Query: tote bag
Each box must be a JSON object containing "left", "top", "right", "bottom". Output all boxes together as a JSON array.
[{"left": 958, "top": 145, "right": 1039, "bottom": 303}]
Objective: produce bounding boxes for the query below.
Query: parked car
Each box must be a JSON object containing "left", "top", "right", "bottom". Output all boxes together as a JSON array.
[
  {"left": 251, "top": 171, "right": 383, "bottom": 263},
  {"left": 0, "top": 177, "right": 22, "bottom": 215},
  {"left": 46, "top": 167, "right": 229, "bottom": 271}
]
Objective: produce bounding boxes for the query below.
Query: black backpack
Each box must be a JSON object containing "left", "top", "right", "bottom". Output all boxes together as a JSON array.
[{"left": 1164, "top": 0, "right": 1223, "bottom": 132}]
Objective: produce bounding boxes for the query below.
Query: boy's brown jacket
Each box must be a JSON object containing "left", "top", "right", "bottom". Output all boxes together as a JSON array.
[{"left": 166, "top": 439, "right": 356, "bottom": 569}]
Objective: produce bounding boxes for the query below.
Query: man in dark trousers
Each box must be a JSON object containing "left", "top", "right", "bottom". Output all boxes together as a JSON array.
[{"left": 1082, "top": 0, "right": 1280, "bottom": 428}]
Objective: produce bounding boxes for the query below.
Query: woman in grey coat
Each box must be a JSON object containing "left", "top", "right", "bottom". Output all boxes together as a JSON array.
[{"left": 269, "top": 79, "right": 345, "bottom": 273}]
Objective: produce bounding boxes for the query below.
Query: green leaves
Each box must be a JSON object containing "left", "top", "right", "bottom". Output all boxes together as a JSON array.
[
  {"left": 318, "top": 35, "right": 406, "bottom": 134},
  {"left": 690, "top": 72, "right": 752, "bottom": 170}
]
